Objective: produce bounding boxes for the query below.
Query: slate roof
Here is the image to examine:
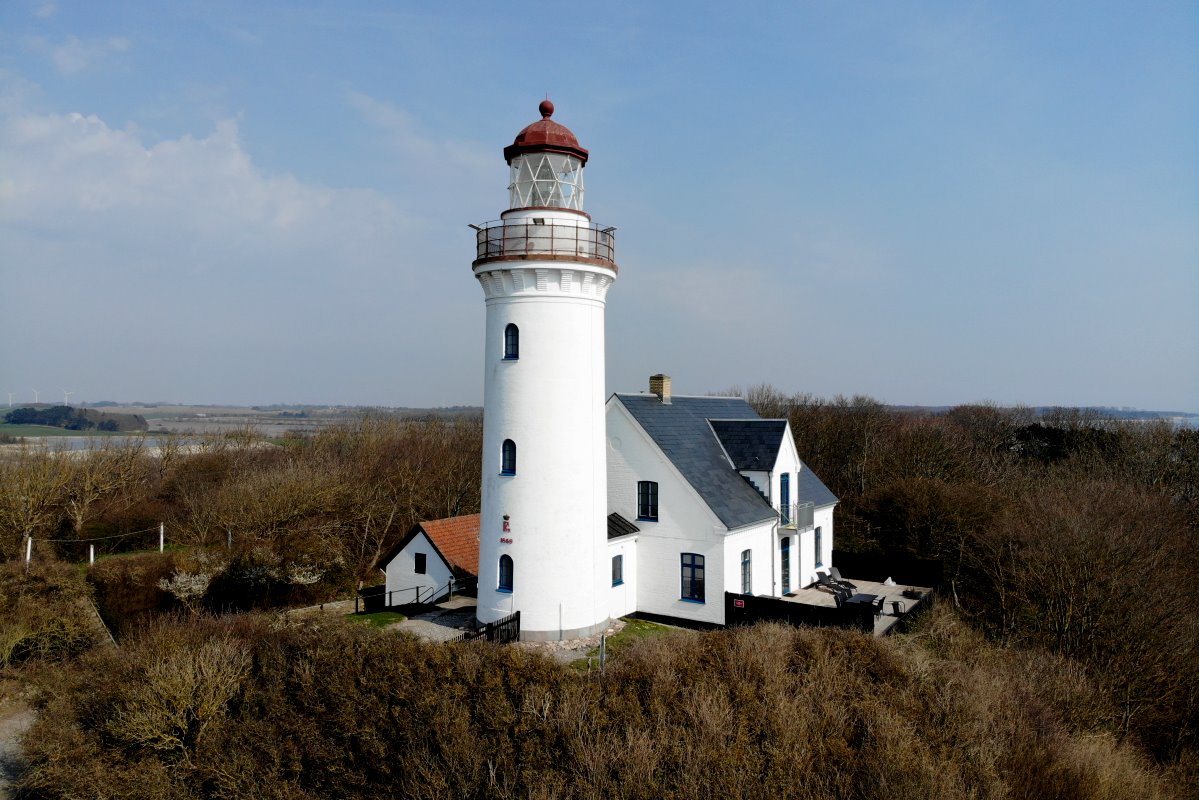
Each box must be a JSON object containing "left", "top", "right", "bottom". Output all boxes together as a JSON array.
[
  {"left": 381, "top": 514, "right": 481, "bottom": 579},
  {"left": 614, "top": 394, "right": 777, "bottom": 529},
  {"left": 710, "top": 419, "right": 788, "bottom": 471},
  {"left": 797, "top": 460, "right": 838, "bottom": 508},
  {"left": 607, "top": 512, "right": 640, "bottom": 540}
]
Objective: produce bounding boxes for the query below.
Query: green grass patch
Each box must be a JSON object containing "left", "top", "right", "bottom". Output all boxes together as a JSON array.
[
  {"left": 571, "top": 618, "right": 680, "bottom": 671},
  {"left": 345, "top": 610, "right": 407, "bottom": 629},
  {"left": 0, "top": 424, "right": 126, "bottom": 438}
]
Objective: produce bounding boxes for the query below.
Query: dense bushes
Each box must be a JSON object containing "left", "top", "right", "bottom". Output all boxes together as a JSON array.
[
  {"left": 0, "top": 562, "right": 97, "bottom": 668},
  {"left": 18, "top": 609, "right": 1182, "bottom": 799}
]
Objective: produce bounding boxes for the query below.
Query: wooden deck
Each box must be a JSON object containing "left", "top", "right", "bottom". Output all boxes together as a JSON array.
[{"left": 782, "top": 577, "right": 932, "bottom": 636}]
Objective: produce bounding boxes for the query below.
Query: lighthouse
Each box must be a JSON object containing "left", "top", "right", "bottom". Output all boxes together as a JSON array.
[{"left": 472, "top": 100, "right": 617, "bottom": 640}]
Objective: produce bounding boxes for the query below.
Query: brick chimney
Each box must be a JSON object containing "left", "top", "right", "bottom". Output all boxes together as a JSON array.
[{"left": 649, "top": 374, "right": 672, "bottom": 404}]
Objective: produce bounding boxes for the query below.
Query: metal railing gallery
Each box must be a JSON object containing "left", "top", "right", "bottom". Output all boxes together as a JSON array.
[{"left": 473, "top": 218, "right": 616, "bottom": 265}]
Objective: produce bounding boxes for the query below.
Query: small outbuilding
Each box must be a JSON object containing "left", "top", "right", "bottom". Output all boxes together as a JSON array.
[{"left": 380, "top": 514, "right": 480, "bottom": 606}]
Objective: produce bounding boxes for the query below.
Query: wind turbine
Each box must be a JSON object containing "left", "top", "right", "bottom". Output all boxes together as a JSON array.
[
  {"left": 6, "top": 392, "right": 12, "bottom": 407},
  {"left": 31, "top": 389, "right": 39, "bottom": 404},
  {"left": 63, "top": 389, "right": 74, "bottom": 406}
]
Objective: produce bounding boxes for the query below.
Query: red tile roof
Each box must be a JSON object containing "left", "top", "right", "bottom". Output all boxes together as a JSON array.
[{"left": 419, "top": 514, "right": 480, "bottom": 578}]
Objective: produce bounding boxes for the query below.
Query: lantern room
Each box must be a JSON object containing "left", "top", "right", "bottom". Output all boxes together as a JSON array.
[{"left": 502, "top": 100, "right": 589, "bottom": 212}]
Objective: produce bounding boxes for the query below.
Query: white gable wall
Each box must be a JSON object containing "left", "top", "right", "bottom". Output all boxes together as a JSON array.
[
  {"left": 608, "top": 400, "right": 736, "bottom": 626},
  {"left": 384, "top": 530, "right": 455, "bottom": 605}
]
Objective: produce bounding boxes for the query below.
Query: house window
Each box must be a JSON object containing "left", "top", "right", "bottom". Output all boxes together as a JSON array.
[
  {"left": 740, "top": 549, "right": 752, "bottom": 594},
  {"left": 501, "top": 439, "right": 516, "bottom": 475},
  {"left": 681, "top": 553, "right": 704, "bottom": 602},
  {"left": 612, "top": 554, "right": 623, "bottom": 586},
  {"left": 781, "top": 536, "right": 791, "bottom": 594},
  {"left": 637, "top": 480, "right": 658, "bottom": 521},
  {"left": 414, "top": 553, "right": 427, "bottom": 575},
  {"left": 779, "top": 472, "right": 790, "bottom": 524},
  {"left": 504, "top": 323, "right": 519, "bottom": 359},
  {"left": 814, "top": 526, "right": 823, "bottom": 568},
  {"left": 498, "top": 554, "right": 513, "bottom": 592}
]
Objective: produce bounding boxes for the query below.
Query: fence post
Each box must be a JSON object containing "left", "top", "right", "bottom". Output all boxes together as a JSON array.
[
  {"left": 89, "top": 544, "right": 95, "bottom": 565},
  {"left": 159, "top": 522, "right": 164, "bottom": 553}
]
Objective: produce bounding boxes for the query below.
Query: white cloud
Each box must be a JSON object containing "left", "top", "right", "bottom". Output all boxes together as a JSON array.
[
  {"left": 45, "top": 35, "right": 131, "bottom": 75},
  {"left": 32, "top": 2, "right": 56, "bottom": 19}
]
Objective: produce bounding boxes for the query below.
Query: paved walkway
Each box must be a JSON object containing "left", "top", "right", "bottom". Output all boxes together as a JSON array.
[{"left": 392, "top": 596, "right": 478, "bottom": 642}]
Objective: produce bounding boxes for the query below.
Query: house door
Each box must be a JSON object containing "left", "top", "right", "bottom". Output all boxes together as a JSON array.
[{"left": 781, "top": 537, "right": 791, "bottom": 594}]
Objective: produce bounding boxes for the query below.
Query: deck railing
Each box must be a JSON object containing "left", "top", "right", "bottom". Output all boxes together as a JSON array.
[{"left": 473, "top": 219, "right": 615, "bottom": 265}]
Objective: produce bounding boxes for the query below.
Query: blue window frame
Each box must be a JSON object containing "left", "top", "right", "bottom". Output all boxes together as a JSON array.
[
  {"left": 814, "top": 526, "right": 823, "bottom": 568},
  {"left": 501, "top": 439, "right": 516, "bottom": 475},
  {"left": 498, "top": 554, "right": 513, "bottom": 592},
  {"left": 779, "top": 472, "right": 791, "bottom": 524},
  {"left": 504, "top": 323, "right": 519, "bottom": 359},
  {"left": 781, "top": 536, "right": 791, "bottom": 594},
  {"left": 612, "top": 554, "right": 623, "bottom": 586},
  {"left": 740, "top": 549, "right": 752, "bottom": 594},
  {"left": 681, "top": 553, "right": 704, "bottom": 602},
  {"left": 637, "top": 480, "right": 658, "bottom": 521}
]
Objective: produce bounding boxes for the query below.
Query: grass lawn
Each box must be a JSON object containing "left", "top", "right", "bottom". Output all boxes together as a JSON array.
[
  {"left": 345, "top": 610, "right": 407, "bottom": 629},
  {"left": 571, "top": 618, "right": 681, "bottom": 671}
]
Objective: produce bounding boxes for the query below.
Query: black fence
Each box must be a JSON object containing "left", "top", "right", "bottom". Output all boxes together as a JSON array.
[
  {"left": 355, "top": 578, "right": 478, "bottom": 614},
  {"left": 724, "top": 592, "right": 875, "bottom": 633},
  {"left": 452, "top": 610, "right": 521, "bottom": 645}
]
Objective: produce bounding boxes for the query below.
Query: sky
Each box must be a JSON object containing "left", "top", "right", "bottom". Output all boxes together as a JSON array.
[{"left": 1, "top": 1, "right": 1196, "bottom": 412}]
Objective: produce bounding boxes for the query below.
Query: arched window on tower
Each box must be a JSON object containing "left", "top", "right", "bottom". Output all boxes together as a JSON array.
[
  {"left": 498, "top": 554, "right": 513, "bottom": 592},
  {"left": 501, "top": 439, "right": 517, "bottom": 475},
  {"left": 504, "top": 323, "right": 519, "bottom": 359}
]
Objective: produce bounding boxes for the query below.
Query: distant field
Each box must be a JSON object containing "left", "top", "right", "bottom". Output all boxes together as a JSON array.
[{"left": 0, "top": 424, "right": 126, "bottom": 438}]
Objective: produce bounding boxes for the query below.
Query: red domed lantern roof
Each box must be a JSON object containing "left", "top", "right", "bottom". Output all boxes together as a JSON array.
[{"left": 503, "top": 99, "right": 589, "bottom": 165}]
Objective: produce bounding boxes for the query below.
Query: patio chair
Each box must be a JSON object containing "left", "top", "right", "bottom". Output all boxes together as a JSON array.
[
  {"left": 873, "top": 595, "right": 886, "bottom": 617},
  {"left": 829, "top": 567, "right": 858, "bottom": 592},
  {"left": 816, "top": 572, "right": 851, "bottom": 601}
]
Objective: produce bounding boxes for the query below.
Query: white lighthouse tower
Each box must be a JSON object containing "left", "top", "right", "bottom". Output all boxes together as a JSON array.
[{"left": 472, "top": 100, "right": 617, "bottom": 640}]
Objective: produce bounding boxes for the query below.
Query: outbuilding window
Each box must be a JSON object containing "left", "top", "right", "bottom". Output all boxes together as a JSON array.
[
  {"left": 779, "top": 472, "right": 791, "bottom": 525},
  {"left": 740, "top": 549, "right": 752, "bottom": 594},
  {"left": 498, "top": 554, "right": 513, "bottom": 592},
  {"left": 681, "top": 553, "right": 704, "bottom": 603},
  {"left": 501, "top": 439, "right": 517, "bottom": 475},
  {"left": 637, "top": 481, "right": 658, "bottom": 521},
  {"left": 814, "top": 526, "right": 823, "bottom": 568},
  {"left": 612, "top": 554, "right": 623, "bottom": 586},
  {"left": 414, "top": 553, "right": 427, "bottom": 575},
  {"left": 504, "top": 323, "right": 519, "bottom": 359}
]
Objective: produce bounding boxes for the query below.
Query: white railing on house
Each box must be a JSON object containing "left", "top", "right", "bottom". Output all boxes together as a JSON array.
[{"left": 780, "top": 502, "right": 815, "bottom": 531}]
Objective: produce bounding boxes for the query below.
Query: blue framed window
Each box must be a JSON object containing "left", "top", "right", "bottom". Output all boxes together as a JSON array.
[
  {"left": 498, "top": 554, "right": 513, "bottom": 592},
  {"left": 680, "top": 553, "right": 704, "bottom": 602},
  {"left": 781, "top": 537, "right": 791, "bottom": 594},
  {"left": 414, "top": 552, "right": 426, "bottom": 575},
  {"left": 504, "top": 323, "right": 519, "bottom": 359},
  {"left": 740, "top": 549, "right": 752, "bottom": 594},
  {"left": 501, "top": 439, "right": 516, "bottom": 475},
  {"left": 612, "top": 554, "right": 623, "bottom": 586},
  {"left": 814, "top": 526, "right": 823, "bottom": 568},
  {"left": 779, "top": 472, "right": 790, "bottom": 524},
  {"left": 637, "top": 480, "right": 658, "bottom": 521}
]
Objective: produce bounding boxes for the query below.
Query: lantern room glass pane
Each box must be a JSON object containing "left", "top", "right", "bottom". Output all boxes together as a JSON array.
[{"left": 509, "top": 153, "right": 584, "bottom": 210}]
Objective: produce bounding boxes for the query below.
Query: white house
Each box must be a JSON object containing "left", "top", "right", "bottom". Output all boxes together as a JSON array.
[{"left": 605, "top": 375, "right": 837, "bottom": 628}]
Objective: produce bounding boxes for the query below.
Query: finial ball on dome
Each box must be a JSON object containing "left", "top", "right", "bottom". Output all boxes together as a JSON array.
[{"left": 539, "top": 99, "right": 554, "bottom": 118}]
